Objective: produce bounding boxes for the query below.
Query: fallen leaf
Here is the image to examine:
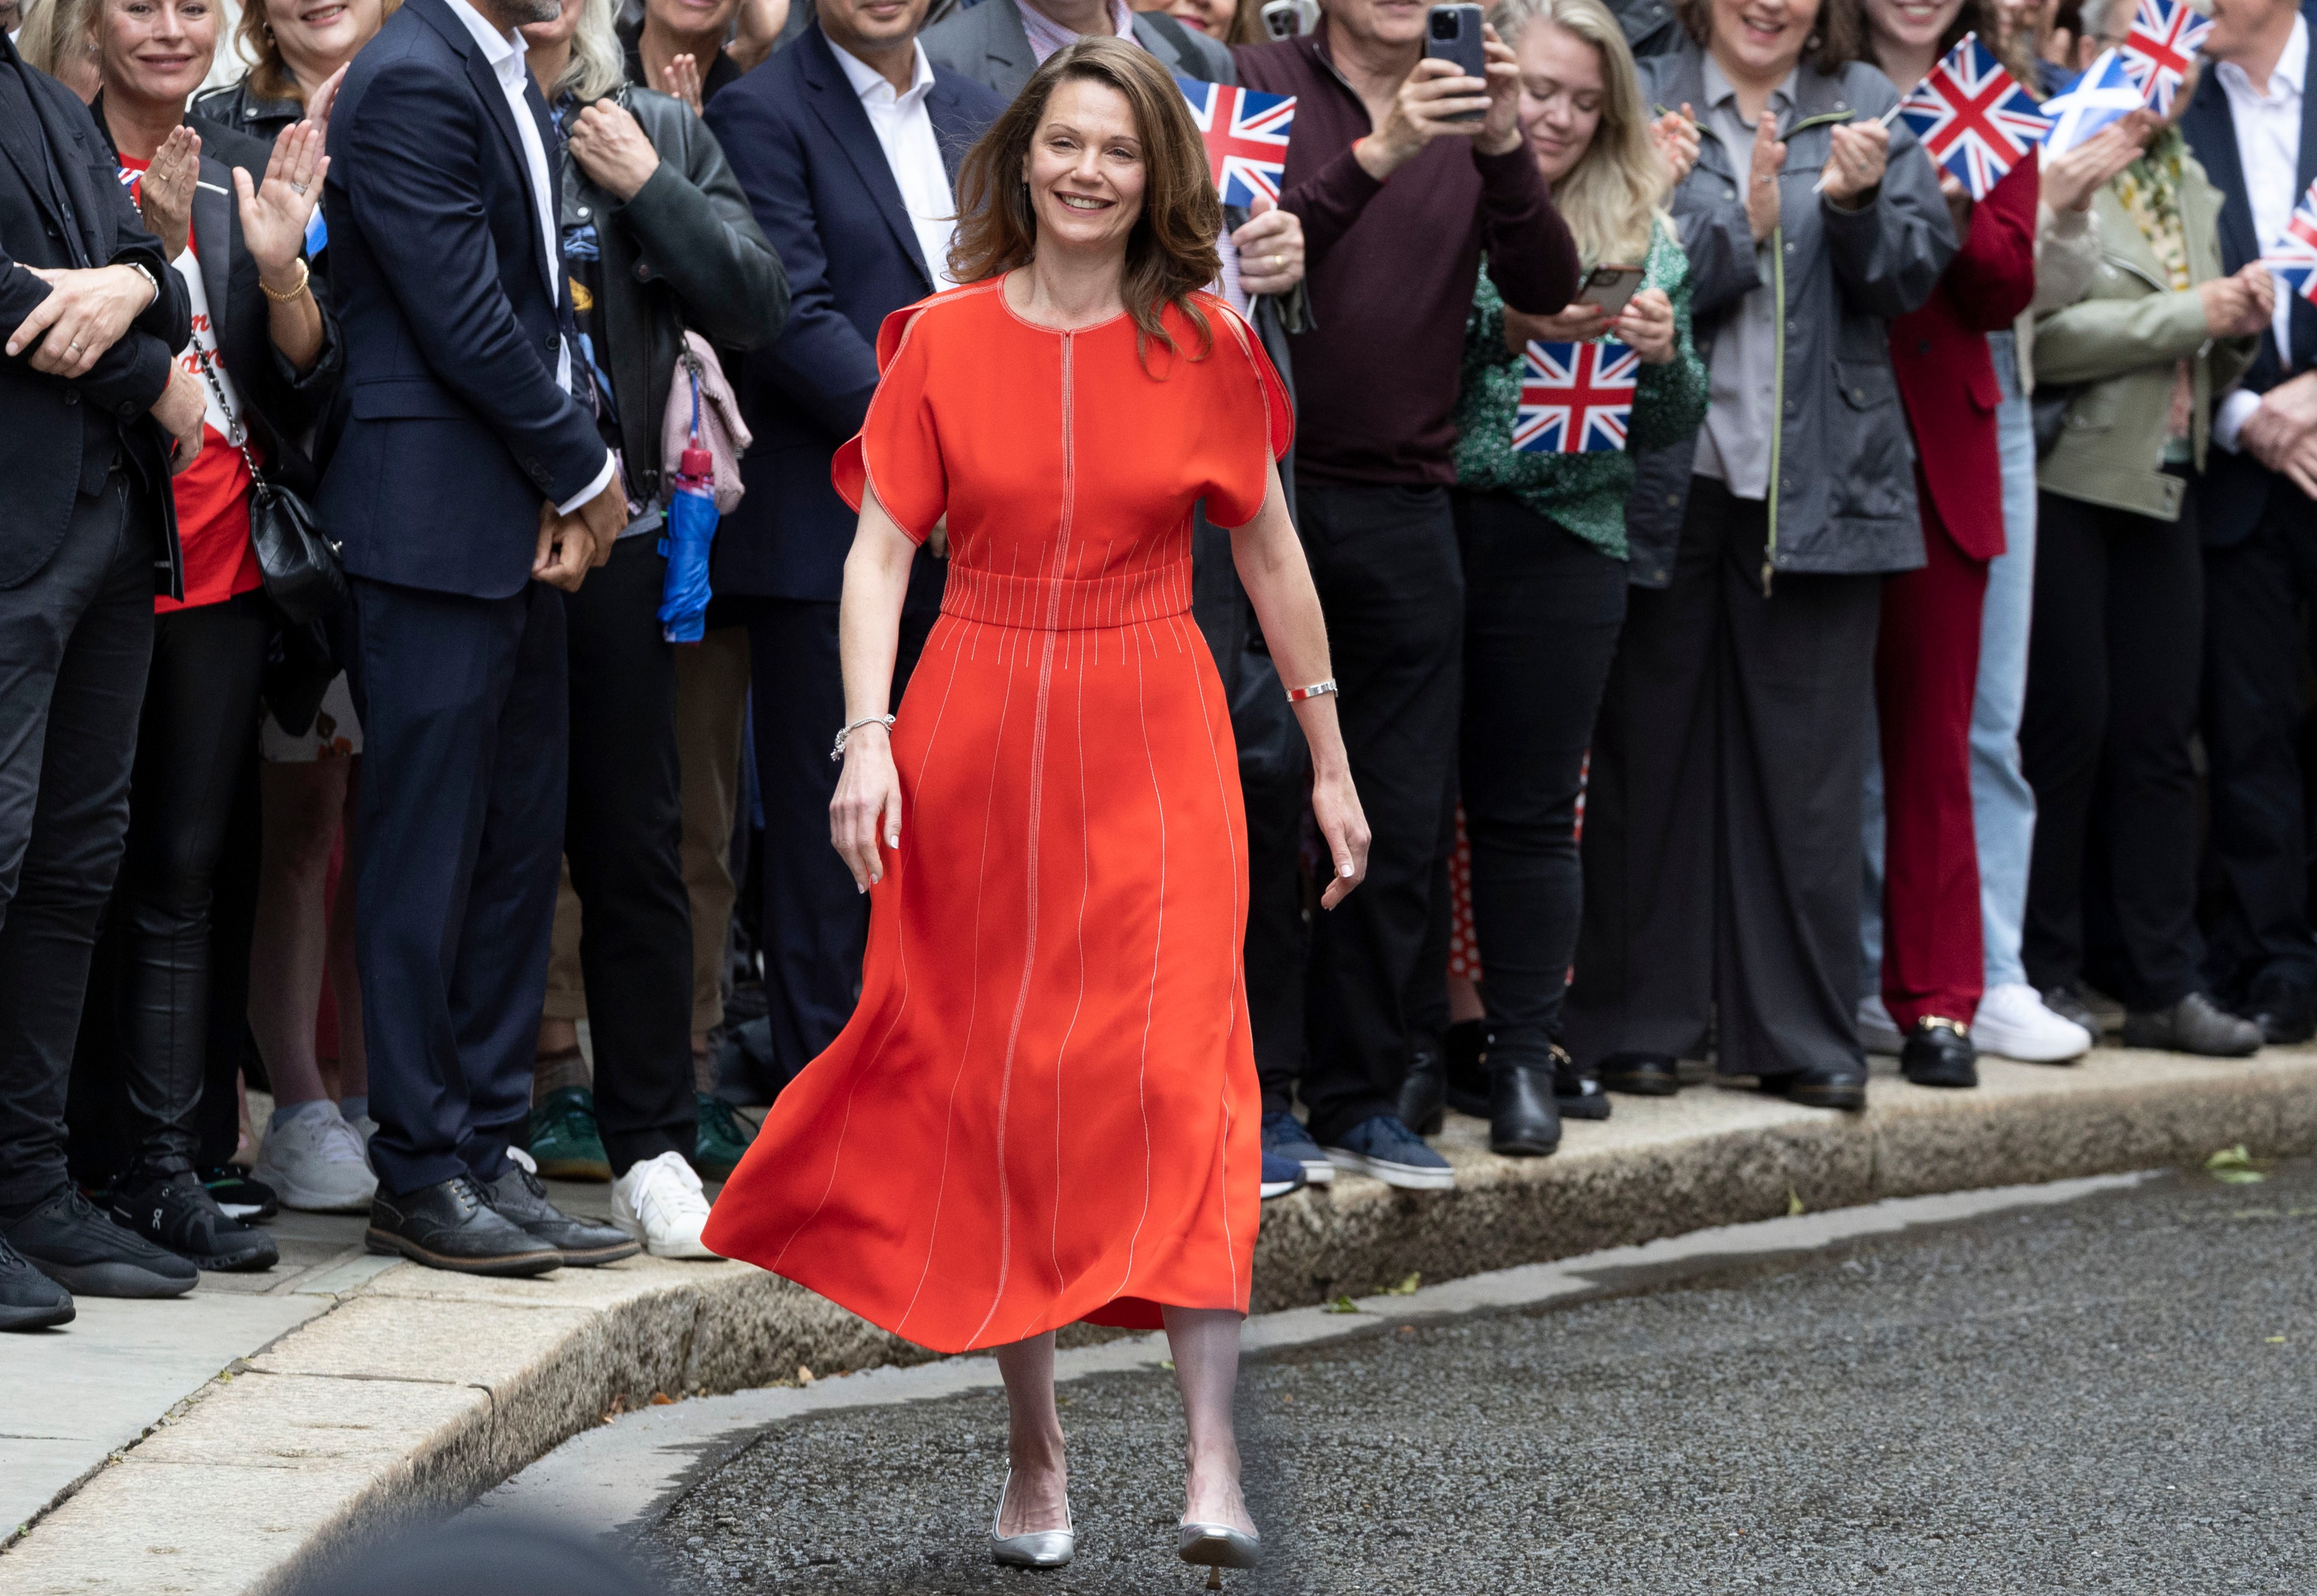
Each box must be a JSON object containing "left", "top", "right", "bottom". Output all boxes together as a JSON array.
[
  {"left": 1787, "top": 1188, "right": 1805, "bottom": 1217},
  {"left": 650, "top": 1392, "right": 673, "bottom": 1406},
  {"left": 2266, "top": 1336, "right": 2286, "bottom": 1344},
  {"left": 798, "top": 1365, "right": 816, "bottom": 1385},
  {"left": 2205, "top": 1145, "right": 2268, "bottom": 1185},
  {"left": 1383, "top": 1272, "right": 1421, "bottom": 1296},
  {"left": 1323, "top": 1294, "right": 1363, "bottom": 1314}
]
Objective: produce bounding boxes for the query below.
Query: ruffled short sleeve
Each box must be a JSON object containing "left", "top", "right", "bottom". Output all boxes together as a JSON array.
[
  {"left": 831, "top": 301, "right": 948, "bottom": 543},
  {"left": 1198, "top": 299, "right": 1296, "bottom": 529}
]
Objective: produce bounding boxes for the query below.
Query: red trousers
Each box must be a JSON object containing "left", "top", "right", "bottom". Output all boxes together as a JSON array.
[{"left": 1877, "top": 499, "right": 1989, "bottom": 1029}]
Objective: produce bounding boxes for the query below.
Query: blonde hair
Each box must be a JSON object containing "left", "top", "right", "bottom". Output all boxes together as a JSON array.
[
  {"left": 550, "top": 0, "right": 628, "bottom": 102},
  {"left": 1489, "top": 0, "right": 1666, "bottom": 267},
  {"left": 19, "top": 0, "right": 103, "bottom": 90}
]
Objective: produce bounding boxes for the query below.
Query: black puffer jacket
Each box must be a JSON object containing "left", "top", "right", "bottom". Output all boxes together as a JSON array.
[{"left": 559, "top": 83, "right": 789, "bottom": 505}]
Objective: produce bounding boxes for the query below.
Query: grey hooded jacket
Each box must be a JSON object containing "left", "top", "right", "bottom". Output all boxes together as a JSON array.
[{"left": 1626, "top": 44, "right": 1954, "bottom": 588}]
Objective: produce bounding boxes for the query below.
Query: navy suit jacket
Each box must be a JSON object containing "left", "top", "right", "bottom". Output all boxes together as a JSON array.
[
  {"left": 317, "top": 0, "right": 606, "bottom": 600},
  {"left": 2182, "top": 2, "right": 2317, "bottom": 546},
  {"left": 704, "top": 26, "right": 1005, "bottom": 604}
]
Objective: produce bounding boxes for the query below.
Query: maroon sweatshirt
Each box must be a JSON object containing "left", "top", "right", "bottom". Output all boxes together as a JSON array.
[{"left": 1234, "top": 31, "right": 1579, "bottom": 490}]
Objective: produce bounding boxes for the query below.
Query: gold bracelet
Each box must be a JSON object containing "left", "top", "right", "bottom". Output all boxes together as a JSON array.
[{"left": 261, "top": 258, "right": 311, "bottom": 304}]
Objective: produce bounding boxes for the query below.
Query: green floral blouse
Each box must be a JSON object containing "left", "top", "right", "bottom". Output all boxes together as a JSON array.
[{"left": 1451, "top": 218, "right": 1708, "bottom": 560}]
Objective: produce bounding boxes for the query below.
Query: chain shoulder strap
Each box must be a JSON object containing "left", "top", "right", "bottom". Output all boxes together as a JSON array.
[{"left": 188, "top": 344, "right": 264, "bottom": 481}]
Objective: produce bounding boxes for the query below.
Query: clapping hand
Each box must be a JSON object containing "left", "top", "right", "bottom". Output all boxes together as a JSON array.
[
  {"left": 234, "top": 120, "right": 328, "bottom": 283},
  {"left": 139, "top": 125, "right": 201, "bottom": 260},
  {"left": 2201, "top": 262, "right": 2277, "bottom": 340},
  {"left": 2040, "top": 116, "right": 2149, "bottom": 213},
  {"left": 1649, "top": 103, "right": 1700, "bottom": 187},
  {"left": 729, "top": 0, "right": 788, "bottom": 72},
  {"left": 662, "top": 53, "right": 705, "bottom": 116},
  {"left": 1820, "top": 117, "right": 1889, "bottom": 209},
  {"left": 304, "top": 64, "right": 348, "bottom": 143},
  {"left": 1746, "top": 112, "right": 1785, "bottom": 241}
]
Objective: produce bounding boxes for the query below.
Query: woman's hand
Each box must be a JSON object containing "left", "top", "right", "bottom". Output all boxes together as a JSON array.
[
  {"left": 1649, "top": 103, "right": 1700, "bottom": 187},
  {"left": 1746, "top": 113, "right": 1785, "bottom": 241},
  {"left": 236, "top": 120, "right": 328, "bottom": 281},
  {"left": 2201, "top": 262, "right": 2277, "bottom": 339},
  {"left": 304, "top": 64, "right": 348, "bottom": 144},
  {"left": 1613, "top": 287, "right": 1677, "bottom": 363},
  {"left": 1820, "top": 118, "right": 1889, "bottom": 210},
  {"left": 2039, "top": 117, "right": 2148, "bottom": 213},
  {"left": 1502, "top": 301, "right": 1610, "bottom": 355},
  {"left": 567, "top": 101, "right": 663, "bottom": 203},
  {"left": 662, "top": 53, "right": 706, "bottom": 116},
  {"left": 830, "top": 725, "right": 903, "bottom": 892},
  {"left": 729, "top": 0, "right": 788, "bottom": 71},
  {"left": 1311, "top": 756, "right": 1371, "bottom": 911},
  {"left": 140, "top": 125, "right": 201, "bottom": 260}
]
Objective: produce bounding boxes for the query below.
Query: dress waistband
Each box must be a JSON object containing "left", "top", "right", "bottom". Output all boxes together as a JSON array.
[{"left": 940, "top": 557, "right": 1194, "bottom": 631}]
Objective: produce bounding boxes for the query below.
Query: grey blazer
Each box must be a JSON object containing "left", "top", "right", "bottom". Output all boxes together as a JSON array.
[{"left": 922, "top": 0, "right": 1233, "bottom": 99}]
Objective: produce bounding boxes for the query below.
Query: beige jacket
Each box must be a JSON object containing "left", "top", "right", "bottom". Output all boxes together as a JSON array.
[
  {"left": 2033, "top": 154, "right": 2259, "bottom": 522},
  {"left": 2016, "top": 204, "right": 2102, "bottom": 393}
]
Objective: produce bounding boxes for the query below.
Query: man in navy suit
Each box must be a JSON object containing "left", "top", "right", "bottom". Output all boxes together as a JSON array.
[
  {"left": 321, "top": 0, "right": 641, "bottom": 1274},
  {"left": 2185, "top": 0, "right": 2317, "bottom": 1042},
  {"left": 704, "top": 0, "right": 1004, "bottom": 1093}
]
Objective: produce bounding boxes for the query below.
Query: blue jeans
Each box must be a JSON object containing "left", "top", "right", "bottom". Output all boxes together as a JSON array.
[
  {"left": 1862, "top": 332, "right": 2038, "bottom": 997},
  {"left": 1972, "top": 332, "right": 2038, "bottom": 990}
]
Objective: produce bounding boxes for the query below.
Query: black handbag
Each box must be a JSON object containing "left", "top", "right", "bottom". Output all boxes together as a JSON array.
[{"left": 192, "top": 349, "right": 348, "bottom": 625}]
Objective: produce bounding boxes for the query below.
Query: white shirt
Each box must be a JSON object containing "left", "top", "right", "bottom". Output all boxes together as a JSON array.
[
  {"left": 2213, "top": 12, "right": 2307, "bottom": 454},
  {"left": 830, "top": 40, "right": 960, "bottom": 288},
  {"left": 446, "top": 0, "right": 616, "bottom": 513}
]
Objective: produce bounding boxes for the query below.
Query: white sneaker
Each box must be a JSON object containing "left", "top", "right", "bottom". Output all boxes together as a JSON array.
[
  {"left": 1973, "top": 981, "right": 2094, "bottom": 1063},
  {"left": 1857, "top": 995, "right": 1904, "bottom": 1056},
  {"left": 250, "top": 1102, "right": 379, "bottom": 1213},
  {"left": 611, "top": 1150, "right": 717, "bottom": 1259}
]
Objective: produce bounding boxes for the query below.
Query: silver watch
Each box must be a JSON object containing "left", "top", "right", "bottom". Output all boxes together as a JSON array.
[{"left": 121, "top": 261, "right": 160, "bottom": 309}]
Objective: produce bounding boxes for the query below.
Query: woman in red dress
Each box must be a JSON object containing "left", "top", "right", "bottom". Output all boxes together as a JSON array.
[{"left": 701, "top": 35, "right": 1369, "bottom": 1579}]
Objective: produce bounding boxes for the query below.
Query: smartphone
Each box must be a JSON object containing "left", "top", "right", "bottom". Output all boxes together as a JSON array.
[
  {"left": 1577, "top": 264, "right": 1645, "bottom": 316},
  {"left": 1424, "top": 4, "right": 1488, "bottom": 124},
  {"left": 1260, "top": 0, "right": 1319, "bottom": 38}
]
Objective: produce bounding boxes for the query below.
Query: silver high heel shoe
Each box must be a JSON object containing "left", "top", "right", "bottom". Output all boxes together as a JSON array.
[
  {"left": 1177, "top": 1520, "right": 1261, "bottom": 1587},
  {"left": 988, "top": 1468, "right": 1074, "bottom": 1569}
]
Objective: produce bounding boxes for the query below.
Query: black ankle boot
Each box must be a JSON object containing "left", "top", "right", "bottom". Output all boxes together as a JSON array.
[
  {"left": 1488, "top": 1066, "right": 1562, "bottom": 1157},
  {"left": 1395, "top": 1049, "right": 1448, "bottom": 1137}
]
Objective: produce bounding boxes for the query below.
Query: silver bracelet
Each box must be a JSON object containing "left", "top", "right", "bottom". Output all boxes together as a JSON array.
[
  {"left": 1286, "top": 678, "right": 1338, "bottom": 703},
  {"left": 829, "top": 714, "right": 897, "bottom": 762}
]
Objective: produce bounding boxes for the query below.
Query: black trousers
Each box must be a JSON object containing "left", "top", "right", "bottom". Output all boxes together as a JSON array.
[
  {"left": 347, "top": 575, "right": 565, "bottom": 1198},
  {"left": 1566, "top": 477, "right": 1882, "bottom": 1080},
  {"left": 1454, "top": 491, "right": 1627, "bottom": 1073},
  {"left": 105, "top": 588, "right": 269, "bottom": 1180},
  {"left": 2021, "top": 485, "right": 2205, "bottom": 1009},
  {"left": 0, "top": 473, "right": 160, "bottom": 1211},
  {"left": 1297, "top": 483, "right": 1463, "bottom": 1142},
  {"left": 564, "top": 535, "right": 693, "bottom": 1175},
  {"left": 747, "top": 596, "right": 935, "bottom": 1079},
  {"left": 2199, "top": 485, "right": 2317, "bottom": 1004}
]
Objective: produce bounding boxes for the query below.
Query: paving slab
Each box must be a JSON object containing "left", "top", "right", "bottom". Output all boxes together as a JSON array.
[{"left": 4, "top": 1043, "right": 2313, "bottom": 1596}]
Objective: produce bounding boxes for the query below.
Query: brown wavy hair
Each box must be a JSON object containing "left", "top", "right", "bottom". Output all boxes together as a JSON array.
[
  {"left": 1675, "top": 0, "right": 1867, "bottom": 74},
  {"left": 947, "top": 36, "right": 1223, "bottom": 364},
  {"left": 237, "top": 0, "right": 400, "bottom": 105}
]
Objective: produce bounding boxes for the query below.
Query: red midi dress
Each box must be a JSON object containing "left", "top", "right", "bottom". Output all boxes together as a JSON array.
[{"left": 701, "top": 279, "right": 1294, "bottom": 1354}]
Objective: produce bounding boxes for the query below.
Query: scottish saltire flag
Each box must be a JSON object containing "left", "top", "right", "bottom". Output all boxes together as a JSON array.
[
  {"left": 1514, "top": 339, "right": 1640, "bottom": 454},
  {"left": 1898, "top": 33, "right": 2051, "bottom": 200},
  {"left": 2041, "top": 49, "right": 2143, "bottom": 155},
  {"left": 1175, "top": 76, "right": 1295, "bottom": 207},
  {"left": 2121, "top": 0, "right": 2214, "bottom": 117},
  {"left": 2262, "top": 176, "right": 2317, "bottom": 303}
]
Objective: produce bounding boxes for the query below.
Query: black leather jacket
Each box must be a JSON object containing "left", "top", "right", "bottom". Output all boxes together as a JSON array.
[
  {"left": 561, "top": 83, "right": 788, "bottom": 505},
  {"left": 188, "top": 75, "right": 305, "bottom": 144}
]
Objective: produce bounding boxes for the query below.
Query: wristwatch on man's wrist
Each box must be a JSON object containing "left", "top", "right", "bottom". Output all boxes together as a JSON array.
[{"left": 121, "top": 261, "right": 160, "bottom": 310}]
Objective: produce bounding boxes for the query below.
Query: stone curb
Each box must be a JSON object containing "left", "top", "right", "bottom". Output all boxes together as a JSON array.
[{"left": 4, "top": 1046, "right": 2310, "bottom": 1596}]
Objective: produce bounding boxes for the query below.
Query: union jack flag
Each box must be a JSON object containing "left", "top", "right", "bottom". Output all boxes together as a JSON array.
[
  {"left": 1515, "top": 339, "right": 1640, "bottom": 454},
  {"left": 2121, "top": 0, "right": 2213, "bottom": 117},
  {"left": 2262, "top": 175, "right": 2317, "bottom": 304},
  {"left": 1175, "top": 76, "right": 1296, "bottom": 208},
  {"left": 1897, "top": 33, "right": 2051, "bottom": 201}
]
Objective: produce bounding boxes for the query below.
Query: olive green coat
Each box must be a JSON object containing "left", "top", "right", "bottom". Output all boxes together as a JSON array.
[{"left": 2033, "top": 151, "right": 2258, "bottom": 523}]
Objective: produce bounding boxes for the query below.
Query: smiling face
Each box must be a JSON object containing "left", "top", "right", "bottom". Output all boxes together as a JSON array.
[
  {"left": 1861, "top": 0, "right": 1962, "bottom": 64},
  {"left": 1705, "top": 0, "right": 1821, "bottom": 83},
  {"left": 2204, "top": 0, "right": 2297, "bottom": 67},
  {"left": 518, "top": 0, "right": 583, "bottom": 51},
  {"left": 101, "top": 0, "right": 217, "bottom": 108},
  {"left": 818, "top": 0, "right": 928, "bottom": 57},
  {"left": 258, "top": 0, "right": 386, "bottom": 72},
  {"left": 645, "top": 0, "right": 740, "bottom": 40},
  {"left": 1516, "top": 20, "right": 1606, "bottom": 187},
  {"left": 1022, "top": 75, "right": 1149, "bottom": 261}
]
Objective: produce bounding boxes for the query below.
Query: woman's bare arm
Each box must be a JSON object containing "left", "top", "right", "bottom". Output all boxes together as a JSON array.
[{"left": 828, "top": 491, "right": 917, "bottom": 892}]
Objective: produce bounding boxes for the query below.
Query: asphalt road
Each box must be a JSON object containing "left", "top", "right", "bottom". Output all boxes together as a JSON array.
[{"left": 642, "top": 1162, "right": 2317, "bottom": 1595}]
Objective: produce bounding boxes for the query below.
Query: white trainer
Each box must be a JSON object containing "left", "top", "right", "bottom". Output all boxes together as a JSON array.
[
  {"left": 611, "top": 1150, "right": 717, "bottom": 1259},
  {"left": 1973, "top": 981, "right": 2094, "bottom": 1063},
  {"left": 250, "top": 1101, "right": 379, "bottom": 1212},
  {"left": 1856, "top": 995, "right": 1904, "bottom": 1057}
]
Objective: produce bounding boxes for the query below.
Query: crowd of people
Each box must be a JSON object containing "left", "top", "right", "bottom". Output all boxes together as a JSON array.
[{"left": 0, "top": 0, "right": 2309, "bottom": 1335}]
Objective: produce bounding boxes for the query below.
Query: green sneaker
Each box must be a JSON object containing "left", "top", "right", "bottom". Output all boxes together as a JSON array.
[
  {"left": 527, "top": 1086, "right": 611, "bottom": 1181},
  {"left": 691, "top": 1092, "right": 758, "bottom": 1182}
]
